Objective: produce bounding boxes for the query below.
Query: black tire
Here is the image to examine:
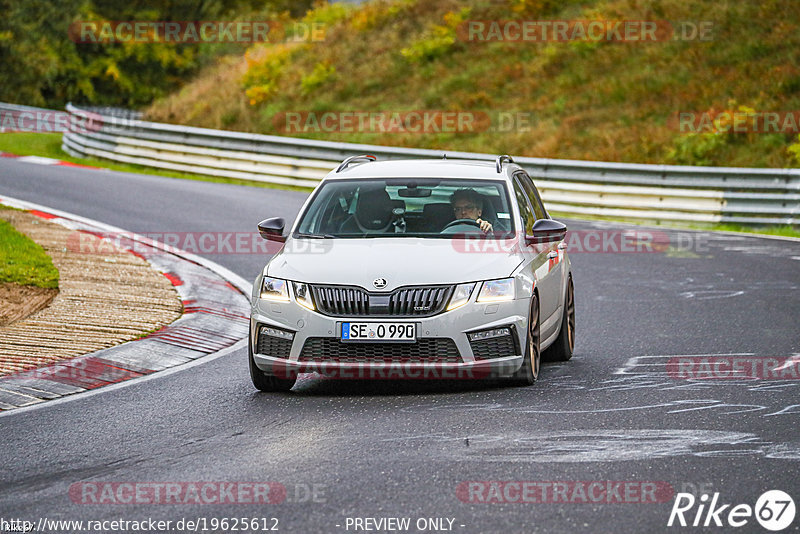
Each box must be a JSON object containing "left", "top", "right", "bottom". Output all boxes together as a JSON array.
[
  {"left": 510, "top": 292, "right": 540, "bottom": 386},
  {"left": 249, "top": 341, "right": 296, "bottom": 392},
  {"left": 543, "top": 276, "right": 575, "bottom": 362}
]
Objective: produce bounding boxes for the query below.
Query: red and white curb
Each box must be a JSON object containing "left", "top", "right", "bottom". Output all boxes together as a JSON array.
[
  {"left": 0, "top": 151, "right": 101, "bottom": 170},
  {"left": 0, "top": 194, "right": 252, "bottom": 412}
]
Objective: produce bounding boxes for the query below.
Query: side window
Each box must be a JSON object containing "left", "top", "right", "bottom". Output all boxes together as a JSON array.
[
  {"left": 512, "top": 178, "right": 535, "bottom": 234},
  {"left": 516, "top": 172, "right": 547, "bottom": 220}
]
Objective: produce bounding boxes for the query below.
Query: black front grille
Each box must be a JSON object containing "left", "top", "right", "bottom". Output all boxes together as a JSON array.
[
  {"left": 390, "top": 286, "right": 453, "bottom": 316},
  {"left": 311, "top": 285, "right": 453, "bottom": 317},
  {"left": 311, "top": 286, "right": 368, "bottom": 315},
  {"left": 470, "top": 333, "right": 519, "bottom": 360},
  {"left": 257, "top": 329, "right": 293, "bottom": 359},
  {"left": 299, "top": 337, "right": 462, "bottom": 363}
]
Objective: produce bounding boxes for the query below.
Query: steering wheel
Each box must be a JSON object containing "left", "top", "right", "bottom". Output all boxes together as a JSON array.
[{"left": 442, "top": 218, "right": 482, "bottom": 231}]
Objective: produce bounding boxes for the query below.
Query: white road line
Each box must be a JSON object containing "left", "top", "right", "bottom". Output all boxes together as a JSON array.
[
  {"left": 15, "top": 155, "right": 60, "bottom": 165},
  {"left": 0, "top": 339, "right": 246, "bottom": 418}
]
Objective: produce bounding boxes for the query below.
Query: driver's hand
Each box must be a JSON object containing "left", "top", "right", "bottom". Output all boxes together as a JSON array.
[{"left": 476, "top": 218, "right": 493, "bottom": 233}]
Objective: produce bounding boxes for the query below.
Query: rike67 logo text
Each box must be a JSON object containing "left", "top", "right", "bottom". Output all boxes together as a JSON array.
[{"left": 668, "top": 490, "right": 795, "bottom": 531}]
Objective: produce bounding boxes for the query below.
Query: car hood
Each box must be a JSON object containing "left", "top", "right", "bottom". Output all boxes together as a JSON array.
[{"left": 266, "top": 237, "right": 523, "bottom": 290}]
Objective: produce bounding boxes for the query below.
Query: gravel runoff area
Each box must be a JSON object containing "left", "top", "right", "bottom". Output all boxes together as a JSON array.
[{"left": 0, "top": 209, "right": 183, "bottom": 375}]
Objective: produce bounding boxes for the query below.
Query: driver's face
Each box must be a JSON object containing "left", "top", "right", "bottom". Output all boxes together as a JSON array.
[{"left": 453, "top": 202, "right": 481, "bottom": 219}]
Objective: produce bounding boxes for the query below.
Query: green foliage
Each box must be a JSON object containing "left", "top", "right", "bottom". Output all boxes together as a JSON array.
[
  {"left": 665, "top": 104, "right": 787, "bottom": 166},
  {"left": 221, "top": 110, "right": 239, "bottom": 126},
  {"left": 400, "top": 7, "right": 471, "bottom": 63},
  {"left": 242, "top": 44, "right": 299, "bottom": 106},
  {"left": 666, "top": 133, "right": 727, "bottom": 166},
  {"left": 300, "top": 61, "right": 336, "bottom": 95},
  {"left": 0, "top": 213, "right": 59, "bottom": 289},
  {"left": 350, "top": 0, "right": 415, "bottom": 32},
  {"left": 788, "top": 135, "right": 800, "bottom": 166},
  {"left": 300, "top": 2, "right": 353, "bottom": 27},
  {"left": 0, "top": 0, "right": 314, "bottom": 108},
  {"left": 510, "top": 0, "right": 579, "bottom": 16}
]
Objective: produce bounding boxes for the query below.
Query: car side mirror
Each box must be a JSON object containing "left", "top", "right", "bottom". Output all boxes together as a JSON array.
[
  {"left": 257, "top": 217, "right": 286, "bottom": 242},
  {"left": 526, "top": 219, "right": 567, "bottom": 245}
]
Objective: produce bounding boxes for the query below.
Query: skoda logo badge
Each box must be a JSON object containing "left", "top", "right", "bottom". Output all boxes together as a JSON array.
[{"left": 373, "top": 278, "right": 387, "bottom": 289}]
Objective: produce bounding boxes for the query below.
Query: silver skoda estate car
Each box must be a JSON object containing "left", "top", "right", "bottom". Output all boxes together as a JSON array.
[{"left": 249, "top": 155, "right": 575, "bottom": 391}]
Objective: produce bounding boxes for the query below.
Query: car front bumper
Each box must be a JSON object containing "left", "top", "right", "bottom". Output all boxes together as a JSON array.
[{"left": 249, "top": 295, "right": 531, "bottom": 379}]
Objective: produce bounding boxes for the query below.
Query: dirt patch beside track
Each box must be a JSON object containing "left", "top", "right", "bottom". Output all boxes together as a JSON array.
[{"left": 0, "top": 282, "right": 58, "bottom": 326}]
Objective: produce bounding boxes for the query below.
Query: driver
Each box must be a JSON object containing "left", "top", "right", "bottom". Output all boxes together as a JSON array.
[{"left": 450, "top": 188, "right": 493, "bottom": 233}]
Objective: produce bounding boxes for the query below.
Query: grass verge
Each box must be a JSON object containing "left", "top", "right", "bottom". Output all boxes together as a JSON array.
[
  {"left": 0, "top": 206, "right": 60, "bottom": 288},
  {"left": 550, "top": 211, "right": 800, "bottom": 240}
]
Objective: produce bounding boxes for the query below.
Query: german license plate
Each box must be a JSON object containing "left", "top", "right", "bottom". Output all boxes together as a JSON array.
[{"left": 341, "top": 322, "right": 416, "bottom": 342}]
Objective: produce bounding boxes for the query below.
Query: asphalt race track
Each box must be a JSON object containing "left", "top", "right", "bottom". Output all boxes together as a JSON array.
[{"left": 1, "top": 159, "right": 799, "bottom": 533}]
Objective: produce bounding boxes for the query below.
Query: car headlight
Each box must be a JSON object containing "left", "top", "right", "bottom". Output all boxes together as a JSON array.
[
  {"left": 292, "top": 282, "right": 315, "bottom": 310},
  {"left": 261, "top": 276, "right": 289, "bottom": 302},
  {"left": 447, "top": 282, "right": 476, "bottom": 310},
  {"left": 477, "top": 278, "right": 515, "bottom": 302}
]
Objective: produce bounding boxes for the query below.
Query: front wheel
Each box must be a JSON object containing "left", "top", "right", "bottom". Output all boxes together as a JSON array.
[
  {"left": 249, "top": 341, "right": 296, "bottom": 392},
  {"left": 543, "top": 276, "right": 575, "bottom": 362},
  {"left": 510, "top": 293, "right": 540, "bottom": 386}
]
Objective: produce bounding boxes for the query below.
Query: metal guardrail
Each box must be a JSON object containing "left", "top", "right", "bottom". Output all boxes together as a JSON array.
[
  {"left": 55, "top": 103, "right": 798, "bottom": 225},
  {"left": 0, "top": 102, "right": 69, "bottom": 133}
]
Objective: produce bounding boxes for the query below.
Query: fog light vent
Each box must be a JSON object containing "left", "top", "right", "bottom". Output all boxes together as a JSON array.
[
  {"left": 468, "top": 327, "right": 511, "bottom": 342},
  {"left": 260, "top": 326, "right": 294, "bottom": 340},
  {"left": 257, "top": 325, "right": 294, "bottom": 359},
  {"left": 469, "top": 326, "right": 517, "bottom": 360}
]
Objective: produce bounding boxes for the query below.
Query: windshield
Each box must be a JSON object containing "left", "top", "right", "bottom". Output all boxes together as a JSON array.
[{"left": 295, "top": 178, "right": 515, "bottom": 238}]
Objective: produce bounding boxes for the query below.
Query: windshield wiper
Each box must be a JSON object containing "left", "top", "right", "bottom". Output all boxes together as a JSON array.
[{"left": 295, "top": 232, "right": 336, "bottom": 239}]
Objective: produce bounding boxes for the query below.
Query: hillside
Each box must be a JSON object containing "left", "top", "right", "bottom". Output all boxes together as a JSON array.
[{"left": 146, "top": 0, "right": 800, "bottom": 168}]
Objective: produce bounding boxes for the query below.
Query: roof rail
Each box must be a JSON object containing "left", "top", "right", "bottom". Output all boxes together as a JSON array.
[
  {"left": 496, "top": 155, "right": 514, "bottom": 173},
  {"left": 336, "top": 154, "right": 377, "bottom": 173}
]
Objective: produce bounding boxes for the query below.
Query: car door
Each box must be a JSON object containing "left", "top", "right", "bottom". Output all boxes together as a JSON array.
[
  {"left": 511, "top": 175, "right": 560, "bottom": 332},
  {"left": 514, "top": 172, "right": 563, "bottom": 330},
  {"left": 518, "top": 172, "right": 567, "bottom": 301}
]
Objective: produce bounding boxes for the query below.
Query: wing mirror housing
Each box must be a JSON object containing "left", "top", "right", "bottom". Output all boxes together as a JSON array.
[
  {"left": 257, "top": 217, "right": 286, "bottom": 242},
  {"left": 525, "top": 219, "right": 567, "bottom": 245}
]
